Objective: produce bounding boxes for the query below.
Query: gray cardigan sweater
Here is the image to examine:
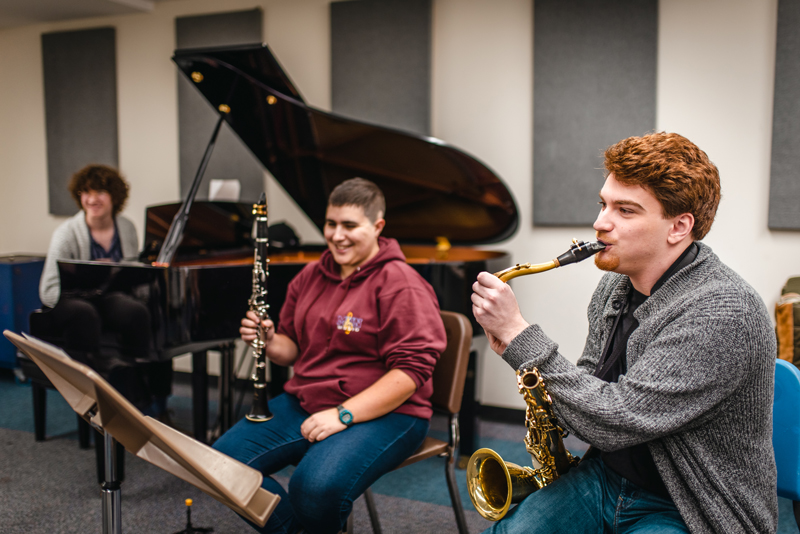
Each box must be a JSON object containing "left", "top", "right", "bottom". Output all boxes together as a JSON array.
[
  {"left": 39, "top": 211, "right": 139, "bottom": 307},
  {"left": 503, "top": 243, "right": 777, "bottom": 534}
]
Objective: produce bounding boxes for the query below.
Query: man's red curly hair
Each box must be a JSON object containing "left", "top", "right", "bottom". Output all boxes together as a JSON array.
[{"left": 604, "top": 132, "right": 721, "bottom": 240}]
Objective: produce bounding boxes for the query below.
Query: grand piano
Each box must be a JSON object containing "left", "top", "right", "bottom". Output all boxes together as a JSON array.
[{"left": 55, "top": 43, "right": 519, "bottom": 451}]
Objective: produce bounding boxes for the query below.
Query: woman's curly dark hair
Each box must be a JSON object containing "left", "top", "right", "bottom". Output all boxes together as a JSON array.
[{"left": 68, "top": 164, "right": 130, "bottom": 216}]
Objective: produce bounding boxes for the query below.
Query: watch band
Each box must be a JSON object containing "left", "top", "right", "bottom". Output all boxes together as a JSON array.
[{"left": 337, "top": 404, "right": 354, "bottom": 427}]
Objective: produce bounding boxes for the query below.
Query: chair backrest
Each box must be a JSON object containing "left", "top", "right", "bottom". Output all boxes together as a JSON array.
[
  {"left": 774, "top": 358, "right": 800, "bottom": 500},
  {"left": 429, "top": 311, "right": 472, "bottom": 415}
]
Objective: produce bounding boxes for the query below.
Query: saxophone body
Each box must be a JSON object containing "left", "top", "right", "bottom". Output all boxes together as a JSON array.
[
  {"left": 466, "top": 239, "right": 604, "bottom": 521},
  {"left": 246, "top": 193, "right": 273, "bottom": 422},
  {"left": 467, "top": 369, "right": 579, "bottom": 520},
  {"left": 519, "top": 369, "right": 579, "bottom": 478}
]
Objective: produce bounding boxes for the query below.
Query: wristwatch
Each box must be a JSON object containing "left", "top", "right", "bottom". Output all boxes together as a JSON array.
[{"left": 337, "top": 404, "right": 354, "bottom": 427}]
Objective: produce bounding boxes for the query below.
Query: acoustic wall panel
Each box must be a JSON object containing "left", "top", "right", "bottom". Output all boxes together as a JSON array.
[
  {"left": 331, "top": 0, "right": 431, "bottom": 136},
  {"left": 533, "top": 0, "right": 657, "bottom": 226},
  {"left": 176, "top": 9, "right": 263, "bottom": 203},
  {"left": 42, "top": 27, "right": 118, "bottom": 216},
  {"left": 768, "top": 0, "right": 800, "bottom": 230}
]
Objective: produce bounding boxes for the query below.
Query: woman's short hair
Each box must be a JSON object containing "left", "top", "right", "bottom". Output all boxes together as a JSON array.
[
  {"left": 328, "top": 178, "right": 386, "bottom": 223},
  {"left": 68, "top": 164, "right": 130, "bottom": 216},
  {"left": 604, "top": 132, "right": 721, "bottom": 240}
]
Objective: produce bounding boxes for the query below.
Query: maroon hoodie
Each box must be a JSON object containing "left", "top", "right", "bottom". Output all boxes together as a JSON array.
[{"left": 278, "top": 237, "right": 445, "bottom": 419}]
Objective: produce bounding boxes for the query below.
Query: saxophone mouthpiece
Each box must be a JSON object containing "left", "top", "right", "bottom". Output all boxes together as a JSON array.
[{"left": 555, "top": 240, "right": 606, "bottom": 267}]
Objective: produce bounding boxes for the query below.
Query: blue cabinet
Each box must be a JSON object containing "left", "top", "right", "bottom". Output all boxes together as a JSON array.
[{"left": 0, "top": 255, "right": 44, "bottom": 369}]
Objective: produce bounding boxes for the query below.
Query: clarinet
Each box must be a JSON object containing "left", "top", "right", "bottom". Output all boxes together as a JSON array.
[{"left": 246, "top": 193, "right": 273, "bottom": 422}]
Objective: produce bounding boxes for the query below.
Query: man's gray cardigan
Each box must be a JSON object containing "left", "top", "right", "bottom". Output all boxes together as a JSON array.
[
  {"left": 503, "top": 243, "right": 777, "bottom": 533},
  {"left": 39, "top": 211, "right": 139, "bottom": 307}
]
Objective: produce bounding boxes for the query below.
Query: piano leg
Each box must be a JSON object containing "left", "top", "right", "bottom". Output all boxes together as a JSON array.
[
  {"left": 191, "top": 352, "right": 209, "bottom": 443},
  {"left": 32, "top": 382, "right": 46, "bottom": 441},
  {"left": 218, "top": 342, "right": 234, "bottom": 434}
]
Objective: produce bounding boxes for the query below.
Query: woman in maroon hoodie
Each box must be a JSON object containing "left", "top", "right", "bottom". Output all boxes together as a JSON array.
[{"left": 213, "top": 178, "right": 447, "bottom": 534}]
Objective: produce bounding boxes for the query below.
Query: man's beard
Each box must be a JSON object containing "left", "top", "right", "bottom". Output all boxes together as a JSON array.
[{"left": 594, "top": 250, "right": 620, "bottom": 272}]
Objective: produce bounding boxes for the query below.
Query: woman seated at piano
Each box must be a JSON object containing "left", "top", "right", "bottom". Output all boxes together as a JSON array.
[
  {"left": 214, "top": 178, "right": 446, "bottom": 534},
  {"left": 39, "top": 164, "right": 172, "bottom": 420}
]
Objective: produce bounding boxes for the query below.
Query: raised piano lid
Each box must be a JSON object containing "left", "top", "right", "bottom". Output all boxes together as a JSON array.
[
  {"left": 141, "top": 201, "right": 261, "bottom": 261},
  {"left": 171, "top": 43, "right": 518, "bottom": 246}
]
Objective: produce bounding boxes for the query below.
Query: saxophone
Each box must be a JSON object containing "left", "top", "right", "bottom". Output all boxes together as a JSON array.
[
  {"left": 245, "top": 193, "right": 273, "bottom": 422},
  {"left": 466, "top": 239, "right": 605, "bottom": 521}
]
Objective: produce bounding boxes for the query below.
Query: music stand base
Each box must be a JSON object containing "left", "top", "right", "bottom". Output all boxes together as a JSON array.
[{"left": 101, "top": 431, "right": 122, "bottom": 534}]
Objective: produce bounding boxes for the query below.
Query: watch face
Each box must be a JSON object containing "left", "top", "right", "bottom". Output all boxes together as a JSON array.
[{"left": 338, "top": 406, "right": 353, "bottom": 425}]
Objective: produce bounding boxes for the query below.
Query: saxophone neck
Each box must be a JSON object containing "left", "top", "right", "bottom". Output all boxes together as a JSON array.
[
  {"left": 494, "top": 261, "right": 558, "bottom": 282},
  {"left": 517, "top": 367, "right": 543, "bottom": 389},
  {"left": 492, "top": 239, "right": 606, "bottom": 283}
]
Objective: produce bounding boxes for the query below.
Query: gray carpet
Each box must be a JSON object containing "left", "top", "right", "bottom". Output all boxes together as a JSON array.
[
  {"left": 0, "top": 424, "right": 492, "bottom": 533},
  {"left": 1, "top": 372, "right": 797, "bottom": 533},
  {"left": 0, "top": 372, "right": 495, "bottom": 533}
]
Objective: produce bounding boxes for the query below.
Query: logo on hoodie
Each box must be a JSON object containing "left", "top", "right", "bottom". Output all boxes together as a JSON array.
[{"left": 337, "top": 312, "right": 363, "bottom": 334}]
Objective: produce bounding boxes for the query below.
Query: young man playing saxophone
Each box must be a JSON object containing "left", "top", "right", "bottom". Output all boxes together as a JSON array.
[{"left": 472, "top": 132, "right": 777, "bottom": 534}]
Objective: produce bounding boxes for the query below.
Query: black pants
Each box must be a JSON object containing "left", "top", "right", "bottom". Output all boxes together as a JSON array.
[{"left": 47, "top": 293, "right": 172, "bottom": 412}]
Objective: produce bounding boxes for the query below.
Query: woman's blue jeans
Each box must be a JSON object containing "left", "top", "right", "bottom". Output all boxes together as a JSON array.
[
  {"left": 482, "top": 456, "right": 689, "bottom": 534},
  {"left": 212, "top": 393, "right": 429, "bottom": 534}
]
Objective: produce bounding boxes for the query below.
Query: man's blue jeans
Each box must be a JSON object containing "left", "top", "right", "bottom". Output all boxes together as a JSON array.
[
  {"left": 482, "top": 456, "right": 689, "bottom": 534},
  {"left": 213, "top": 393, "right": 428, "bottom": 534}
]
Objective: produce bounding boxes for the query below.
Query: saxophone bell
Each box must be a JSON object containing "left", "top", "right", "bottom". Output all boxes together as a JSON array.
[{"left": 467, "top": 448, "right": 546, "bottom": 521}]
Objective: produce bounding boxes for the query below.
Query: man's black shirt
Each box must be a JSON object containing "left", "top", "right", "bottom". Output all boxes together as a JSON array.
[{"left": 593, "top": 242, "right": 699, "bottom": 499}]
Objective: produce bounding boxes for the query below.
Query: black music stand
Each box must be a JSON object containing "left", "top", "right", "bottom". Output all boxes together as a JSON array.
[{"left": 4, "top": 330, "right": 279, "bottom": 534}]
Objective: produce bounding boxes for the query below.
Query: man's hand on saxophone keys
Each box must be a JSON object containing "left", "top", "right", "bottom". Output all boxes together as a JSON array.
[{"left": 472, "top": 271, "right": 530, "bottom": 355}]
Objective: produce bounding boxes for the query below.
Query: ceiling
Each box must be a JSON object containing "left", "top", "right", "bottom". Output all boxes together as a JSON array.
[{"left": 0, "top": 0, "right": 177, "bottom": 30}]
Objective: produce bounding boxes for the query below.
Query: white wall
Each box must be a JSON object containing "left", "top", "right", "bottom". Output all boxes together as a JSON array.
[
  {"left": 0, "top": 0, "right": 330, "bottom": 259},
  {"left": 0, "top": 0, "right": 794, "bottom": 408}
]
